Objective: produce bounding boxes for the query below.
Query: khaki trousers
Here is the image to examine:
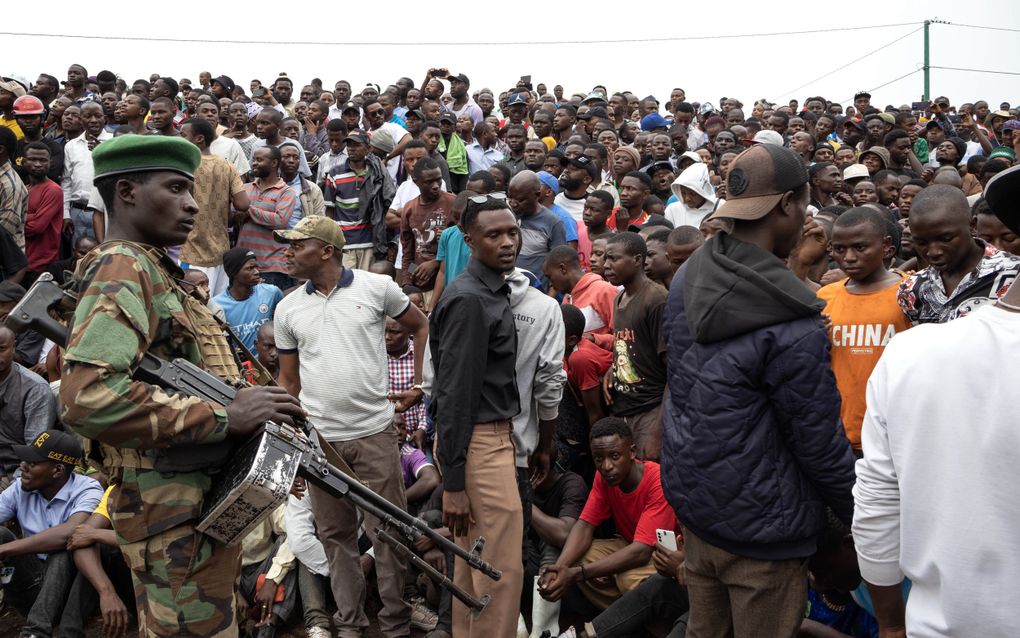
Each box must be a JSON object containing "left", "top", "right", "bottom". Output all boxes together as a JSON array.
[
  {"left": 309, "top": 426, "right": 410, "bottom": 638},
  {"left": 451, "top": 421, "right": 524, "bottom": 638},
  {"left": 576, "top": 537, "right": 657, "bottom": 609},
  {"left": 684, "top": 529, "right": 808, "bottom": 638}
]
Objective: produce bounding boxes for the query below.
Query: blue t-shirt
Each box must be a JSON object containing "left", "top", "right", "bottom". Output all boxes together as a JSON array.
[
  {"left": 806, "top": 588, "right": 878, "bottom": 638},
  {"left": 549, "top": 203, "right": 579, "bottom": 242},
  {"left": 214, "top": 283, "right": 284, "bottom": 351},
  {"left": 517, "top": 206, "right": 567, "bottom": 281},
  {"left": 436, "top": 226, "right": 471, "bottom": 286}
]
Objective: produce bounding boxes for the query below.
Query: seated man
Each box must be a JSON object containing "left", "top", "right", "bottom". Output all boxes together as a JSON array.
[
  {"left": 539, "top": 418, "right": 678, "bottom": 611},
  {"left": 401, "top": 441, "right": 439, "bottom": 516},
  {"left": 0, "top": 325, "right": 58, "bottom": 487},
  {"left": 286, "top": 491, "right": 332, "bottom": 638},
  {"left": 213, "top": 247, "right": 284, "bottom": 351},
  {"left": 525, "top": 451, "right": 588, "bottom": 638},
  {"left": 0, "top": 430, "right": 103, "bottom": 638},
  {"left": 240, "top": 503, "right": 298, "bottom": 638},
  {"left": 62, "top": 483, "right": 135, "bottom": 638},
  {"left": 800, "top": 513, "right": 910, "bottom": 638},
  {"left": 255, "top": 321, "right": 279, "bottom": 380}
]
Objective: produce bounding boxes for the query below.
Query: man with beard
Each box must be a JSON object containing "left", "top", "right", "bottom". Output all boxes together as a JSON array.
[
  {"left": 13, "top": 96, "right": 63, "bottom": 183},
  {"left": 555, "top": 155, "right": 597, "bottom": 221},
  {"left": 448, "top": 73, "right": 483, "bottom": 126},
  {"left": 237, "top": 146, "right": 297, "bottom": 290}
]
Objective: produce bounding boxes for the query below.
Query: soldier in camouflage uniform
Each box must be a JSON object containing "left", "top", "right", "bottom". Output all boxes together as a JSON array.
[{"left": 58, "top": 135, "right": 304, "bottom": 637}]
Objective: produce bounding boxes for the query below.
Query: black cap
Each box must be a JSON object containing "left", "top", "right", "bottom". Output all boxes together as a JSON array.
[
  {"left": 340, "top": 101, "right": 359, "bottom": 113},
  {"left": 212, "top": 75, "right": 235, "bottom": 95},
  {"left": 439, "top": 110, "right": 457, "bottom": 124},
  {"left": 222, "top": 247, "right": 257, "bottom": 281},
  {"left": 854, "top": 90, "right": 871, "bottom": 100},
  {"left": 984, "top": 164, "right": 1020, "bottom": 234},
  {"left": 344, "top": 130, "right": 370, "bottom": 145},
  {"left": 450, "top": 73, "right": 470, "bottom": 86},
  {"left": 13, "top": 430, "right": 84, "bottom": 467},
  {"left": 405, "top": 109, "right": 425, "bottom": 120},
  {"left": 568, "top": 155, "right": 599, "bottom": 181},
  {"left": 629, "top": 214, "right": 673, "bottom": 232},
  {"left": 645, "top": 161, "right": 675, "bottom": 176}
]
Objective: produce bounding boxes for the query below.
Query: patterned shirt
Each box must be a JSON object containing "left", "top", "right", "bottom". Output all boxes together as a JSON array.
[
  {"left": 0, "top": 160, "right": 28, "bottom": 249},
  {"left": 324, "top": 160, "right": 372, "bottom": 250},
  {"left": 237, "top": 178, "right": 297, "bottom": 274},
  {"left": 897, "top": 240, "right": 1020, "bottom": 324},
  {"left": 180, "top": 154, "right": 244, "bottom": 267},
  {"left": 388, "top": 340, "right": 425, "bottom": 434}
]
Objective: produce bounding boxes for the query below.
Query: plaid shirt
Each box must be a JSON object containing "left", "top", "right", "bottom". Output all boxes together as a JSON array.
[{"left": 388, "top": 340, "right": 425, "bottom": 434}]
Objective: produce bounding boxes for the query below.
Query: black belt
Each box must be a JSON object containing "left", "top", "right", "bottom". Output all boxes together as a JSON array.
[{"left": 69, "top": 202, "right": 90, "bottom": 211}]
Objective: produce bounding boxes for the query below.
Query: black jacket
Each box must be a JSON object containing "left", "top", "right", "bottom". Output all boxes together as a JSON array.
[{"left": 662, "top": 232, "right": 856, "bottom": 560}]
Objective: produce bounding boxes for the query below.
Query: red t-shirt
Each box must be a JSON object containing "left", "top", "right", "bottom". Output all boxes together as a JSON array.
[
  {"left": 25, "top": 179, "right": 64, "bottom": 272},
  {"left": 579, "top": 461, "right": 676, "bottom": 545},
  {"left": 565, "top": 337, "right": 612, "bottom": 392}
]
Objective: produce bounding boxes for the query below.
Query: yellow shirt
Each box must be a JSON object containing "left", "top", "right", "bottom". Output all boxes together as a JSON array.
[
  {"left": 0, "top": 115, "right": 23, "bottom": 141},
  {"left": 94, "top": 484, "right": 115, "bottom": 520}
]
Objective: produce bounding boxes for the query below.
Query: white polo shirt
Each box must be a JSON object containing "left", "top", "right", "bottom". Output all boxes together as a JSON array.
[{"left": 275, "top": 268, "right": 410, "bottom": 441}]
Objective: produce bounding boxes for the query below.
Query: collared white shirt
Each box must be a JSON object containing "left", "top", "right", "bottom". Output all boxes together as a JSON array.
[
  {"left": 210, "top": 135, "right": 251, "bottom": 176},
  {"left": 62, "top": 131, "right": 112, "bottom": 218}
]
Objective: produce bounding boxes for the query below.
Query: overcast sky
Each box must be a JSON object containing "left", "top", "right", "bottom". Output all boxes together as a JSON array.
[{"left": 8, "top": 0, "right": 1019, "bottom": 109}]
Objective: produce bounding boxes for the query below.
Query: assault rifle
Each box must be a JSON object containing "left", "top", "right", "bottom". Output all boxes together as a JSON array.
[{"left": 6, "top": 272, "right": 498, "bottom": 615}]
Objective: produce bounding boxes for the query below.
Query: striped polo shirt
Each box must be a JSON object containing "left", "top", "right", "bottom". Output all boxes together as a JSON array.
[
  {"left": 237, "top": 179, "right": 297, "bottom": 274},
  {"left": 323, "top": 161, "right": 372, "bottom": 250},
  {"left": 275, "top": 268, "right": 411, "bottom": 441}
]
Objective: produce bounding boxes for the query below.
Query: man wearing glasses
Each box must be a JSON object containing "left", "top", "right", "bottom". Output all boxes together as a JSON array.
[{"left": 362, "top": 98, "right": 412, "bottom": 182}]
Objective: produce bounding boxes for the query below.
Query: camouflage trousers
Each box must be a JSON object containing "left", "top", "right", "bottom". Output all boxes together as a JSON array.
[{"left": 120, "top": 522, "right": 241, "bottom": 637}]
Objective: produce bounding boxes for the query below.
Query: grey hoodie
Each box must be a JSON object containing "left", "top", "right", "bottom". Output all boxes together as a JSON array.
[{"left": 506, "top": 268, "right": 566, "bottom": 467}]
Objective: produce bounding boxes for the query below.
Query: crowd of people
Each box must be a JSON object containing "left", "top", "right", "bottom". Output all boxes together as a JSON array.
[{"left": 0, "top": 62, "right": 1018, "bottom": 638}]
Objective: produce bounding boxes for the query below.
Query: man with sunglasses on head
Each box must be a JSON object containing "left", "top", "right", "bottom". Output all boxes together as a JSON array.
[
  {"left": 430, "top": 194, "right": 524, "bottom": 637},
  {"left": 363, "top": 98, "right": 412, "bottom": 182}
]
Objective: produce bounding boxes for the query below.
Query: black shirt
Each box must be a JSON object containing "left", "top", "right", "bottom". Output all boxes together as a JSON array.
[{"left": 430, "top": 257, "right": 520, "bottom": 491}]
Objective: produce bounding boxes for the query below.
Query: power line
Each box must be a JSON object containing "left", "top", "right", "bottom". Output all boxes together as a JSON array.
[
  {"left": 929, "top": 65, "right": 1020, "bottom": 77},
  {"left": 940, "top": 22, "right": 1020, "bottom": 34},
  {"left": 0, "top": 22, "right": 922, "bottom": 47},
  {"left": 837, "top": 69, "right": 921, "bottom": 104},
  {"left": 772, "top": 25, "right": 924, "bottom": 101}
]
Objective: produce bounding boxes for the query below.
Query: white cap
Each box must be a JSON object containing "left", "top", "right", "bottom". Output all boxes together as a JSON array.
[
  {"left": 843, "top": 164, "right": 870, "bottom": 180},
  {"left": 752, "top": 130, "right": 784, "bottom": 146}
]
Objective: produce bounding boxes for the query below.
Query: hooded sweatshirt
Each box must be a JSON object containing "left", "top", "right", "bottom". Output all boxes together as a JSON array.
[
  {"left": 661, "top": 232, "right": 856, "bottom": 560},
  {"left": 664, "top": 163, "right": 718, "bottom": 229},
  {"left": 507, "top": 268, "right": 566, "bottom": 468}
]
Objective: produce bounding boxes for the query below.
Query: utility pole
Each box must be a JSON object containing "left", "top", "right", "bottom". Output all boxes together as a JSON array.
[{"left": 923, "top": 19, "right": 930, "bottom": 101}]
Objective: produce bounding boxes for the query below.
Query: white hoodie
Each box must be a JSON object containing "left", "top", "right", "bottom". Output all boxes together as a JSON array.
[
  {"left": 664, "top": 163, "right": 718, "bottom": 229},
  {"left": 506, "top": 269, "right": 566, "bottom": 468}
]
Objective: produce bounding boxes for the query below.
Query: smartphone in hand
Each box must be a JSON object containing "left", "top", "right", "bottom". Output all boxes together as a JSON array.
[{"left": 656, "top": 529, "right": 677, "bottom": 552}]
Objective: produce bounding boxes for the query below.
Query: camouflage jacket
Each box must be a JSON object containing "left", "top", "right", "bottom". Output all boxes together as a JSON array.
[{"left": 60, "top": 241, "right": 232, "bottom": 543}]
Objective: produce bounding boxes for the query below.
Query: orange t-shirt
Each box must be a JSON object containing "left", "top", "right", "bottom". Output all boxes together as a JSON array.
[{"left": 817, "top": 276, "right": 912, "bottom": 449}]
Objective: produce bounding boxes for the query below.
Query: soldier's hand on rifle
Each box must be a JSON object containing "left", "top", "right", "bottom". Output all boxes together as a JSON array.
[
  {"left": 443, "top": 489, "right": 474, "bottom": 538},
  {"left": 226, "top": 386, "right": 305, "bottom": 436}
]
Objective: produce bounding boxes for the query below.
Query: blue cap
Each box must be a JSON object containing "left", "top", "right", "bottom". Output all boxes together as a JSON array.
[
  {"left": 640, "top": 113, "right": 670, "bottom": 131},
  {"left": 536, "top": 170, "right": 559, "bottom": 194},
  {"left": 507, "top": 92, "right": 528, "bottom": 106}
]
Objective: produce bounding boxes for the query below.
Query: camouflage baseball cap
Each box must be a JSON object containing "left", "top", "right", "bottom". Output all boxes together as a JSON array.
[{"left": 274, "top": 215, "right": 345, "bottom": 250}]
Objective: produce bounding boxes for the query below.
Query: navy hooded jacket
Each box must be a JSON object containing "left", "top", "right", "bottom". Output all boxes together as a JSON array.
[{"left": 662, "top": 231, "right": 856, "bottom": 560}]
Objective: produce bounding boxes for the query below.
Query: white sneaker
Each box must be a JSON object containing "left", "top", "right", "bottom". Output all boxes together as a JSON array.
[{"left": 306, "top": 626, "right": 332, "bottom": 638}]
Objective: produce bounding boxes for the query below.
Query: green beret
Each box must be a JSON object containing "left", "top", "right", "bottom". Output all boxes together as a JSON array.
[{"left": 92, "top": 135, "right": 202, "bottom": 184}]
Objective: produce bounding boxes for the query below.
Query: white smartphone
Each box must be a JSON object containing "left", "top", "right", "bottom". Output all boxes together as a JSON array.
[{"left": 656, "top": 528, "right": 677, "bottom": 551}]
